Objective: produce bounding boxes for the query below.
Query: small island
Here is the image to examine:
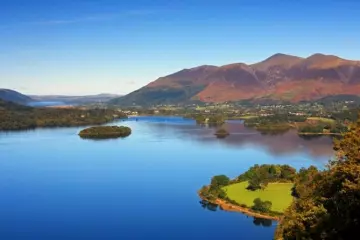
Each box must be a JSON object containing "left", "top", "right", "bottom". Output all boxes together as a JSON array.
[
  {"left": 79, "top": 126, "right": 131, "bottom": 139},
  {"left": 215, "top": 128, "right": 230, "bottom": 138}
]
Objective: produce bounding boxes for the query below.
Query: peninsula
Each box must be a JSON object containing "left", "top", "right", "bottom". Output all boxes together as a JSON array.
[{"left": 198, "top": 164, "right": 300, "bottom": 220}]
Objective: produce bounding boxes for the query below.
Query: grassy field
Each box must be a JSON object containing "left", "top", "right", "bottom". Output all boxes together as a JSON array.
[
  {"left": 223, "top": 182, "right": 294, "bottom": 212},
  {"left": 238, "top": 115, "right": 258, "bottom": 119},
  {"left": 307, "top": 117, "right": 335, "bottom": 124}
]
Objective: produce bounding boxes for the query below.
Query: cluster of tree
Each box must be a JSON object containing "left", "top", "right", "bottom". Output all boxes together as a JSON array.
[
  {"left": 194, "top": 114, "right": 225, "bottom": 126},
  {"left": 290, "top": 166, "right": 320, "bottom": 199},
  {"left": 256, "top": 124, "right": 291, "bottom": 134},
  {"left": 244, "top": 114, "right": 307, "bottom": 127},
  {"left": 78, "top": 126, "right": 131, "bottom": 139},
  {"left": 298, "top": 124, "right": 329, "bottom": 133},
  {"left": 244, "top": 114, "right": 307, "bottom": 134},
  {"left": 0, "top": 100, "right": 127, "bottom": 131},
  {"left": 275, "top": 112, "right": 360, "bottom": 239},
  {"left": 237, "top": 164, "right": 296, "bottom": 191},
  {"left": 298, "top": 123, "right": 347, "bottom": 134},
  {"left": 252, "top": 198, "right": 272, "bottom": 213},
  {"left": 331, "top": 109, "right": 359, "bottom": 122},
  {"left": 199, "top": 175, "right": 230, "bottom": 200}
]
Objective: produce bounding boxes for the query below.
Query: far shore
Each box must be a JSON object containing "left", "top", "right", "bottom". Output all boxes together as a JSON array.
[{"left": 298, "top": 132, "right": 342, "bottom": 136}]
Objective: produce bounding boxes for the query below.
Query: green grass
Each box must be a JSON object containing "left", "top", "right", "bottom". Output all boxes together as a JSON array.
[
  {"left": 222, "top": 182, "right": 294, "bottom": 213},
  {"left": 238, "top": 115, "right": 258, "bottom": 119},
  {"left": 307, "top": 117, "right": 335, "bottom": 124}
]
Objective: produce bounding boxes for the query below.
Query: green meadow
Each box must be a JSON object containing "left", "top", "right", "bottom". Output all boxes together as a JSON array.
[
  {"left": 307, "top": 117, "right": 335, "bottom": 124},
  {"left": 223, "top": 181, "right": 294, "bottom": 213}
]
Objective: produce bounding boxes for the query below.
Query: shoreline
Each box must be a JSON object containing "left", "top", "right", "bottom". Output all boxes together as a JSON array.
[
  {"left": 198, "top": 192, "right": 281, "bottom": 221},
  {"left": 298, "top": 132, "right": 342, "bottom": 136}
]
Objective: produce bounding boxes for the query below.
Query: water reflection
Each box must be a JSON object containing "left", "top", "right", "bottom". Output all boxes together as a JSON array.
[
  {"left": 129, "top": 117, "right": 334, "bottom": 158},
  {"left": 199, "top": 200, "right": 218, "bottom": 211},
  {"left": 199, "top": 200, "right": 273, "bottom": 227},
  {"left": 253, "top": 217, "right": 273, "bottom": 227}
]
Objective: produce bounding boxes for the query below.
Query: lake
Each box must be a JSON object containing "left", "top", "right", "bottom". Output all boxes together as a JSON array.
[{"left": 0, "top": 116, "right": 334, "bottom": 240}]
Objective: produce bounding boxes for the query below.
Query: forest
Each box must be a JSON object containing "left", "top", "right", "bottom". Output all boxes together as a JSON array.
[{"left": 275, "top": 112, "right": 360, "bottom": 239}]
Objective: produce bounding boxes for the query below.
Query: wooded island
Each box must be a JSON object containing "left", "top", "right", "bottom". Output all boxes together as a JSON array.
[{"left": 79, "top": 126, "right": 131, "bottom": 139}]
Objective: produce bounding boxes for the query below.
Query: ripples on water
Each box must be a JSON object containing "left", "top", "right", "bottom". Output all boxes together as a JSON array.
[{"left": 0, "top": 116, "right": 334, "bottom": 240}]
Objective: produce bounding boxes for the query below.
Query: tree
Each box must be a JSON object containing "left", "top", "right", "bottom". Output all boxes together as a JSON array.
[
  {"left": 280, "top": 165, "right": 296, "bottom": 181},
  {"left": 252, "top": 198, "right": 272, "bottom": 213},
  {"left": 291, "top": 166, "right": 319, "bottom": 198},
  {"left": 276, "top": 112, "right": 360, "bottom": 240},
  {"left": 247, "top": 177, "right": 262, "bottom": 191},
  {"left": 210, "top": 175, "right": 230, "bottom": 188}
]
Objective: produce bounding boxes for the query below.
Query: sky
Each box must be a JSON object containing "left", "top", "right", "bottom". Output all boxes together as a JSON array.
[{"left": 1, "top": 0, "right": 360, "bottom": 95}]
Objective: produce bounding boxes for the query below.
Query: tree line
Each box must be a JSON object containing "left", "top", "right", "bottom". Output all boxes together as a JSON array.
[
  {"left": 0, "top": 100, "right": 127, "bottom": 131},
  {"left": 236, "top": 164, "right": 297, "bottom": 190}
]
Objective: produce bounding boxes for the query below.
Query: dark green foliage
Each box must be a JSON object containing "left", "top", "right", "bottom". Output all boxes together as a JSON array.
[
  {"left": 195, "top": 115, "right": 207, "bottom": 124},
  {"left": 252, "top": 198, "right": 272, "bottom": 213},
  {"left": 243, "top": 113, "right": 305, "bottom": 134},
  {"left": 199, "top": 175, "right": 230, "bottom": 200},
  {"left": 298, "top": 124, "right": 326, "bottom": 133},
  {"left": 244, "top": 114, "right": 307, "bottom": 126},
  {"left": 276, "top": 112, "right": 360, "bottom": 240},
  {"left": 211, "top": 175, "right": 230, "bottom": 188},
  {"left": 332, "top": 109, "right": 359, "bottom": 122},
  {"left": 195, "top": 114, "right": 225, "bottom": 126},
  {"left": 0, "top": 99, "right": 127, "bottom": 131},
  {"left": 247, "top": 177, "right": 263, "bottom": 191},
  {"left": 208, "top": 115, "right": 225, "bottom": 125},
  {"left": 79, "top": 126, "right": 131, "bottom": 139},
  {"left": 237, "top": 164, "right": 296, "bottom": 191},
  {"left": 279, "top": 165, "right": 297, "bottom": 181},
  {"left": 217, "top": 188, "right": 227, "bottom": 199}
]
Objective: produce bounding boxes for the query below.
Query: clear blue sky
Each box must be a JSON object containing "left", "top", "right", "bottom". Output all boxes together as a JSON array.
[{"left": 1, "top": 0, "right": 359, "bottom": 95}]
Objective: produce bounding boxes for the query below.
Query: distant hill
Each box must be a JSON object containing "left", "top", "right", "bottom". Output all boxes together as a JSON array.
[
  {"left": 0, "top": 89, "right": 33, "bottom": 104},
  {"left": 30, "top": 93, "right": 122, "bottom": 105},
  {"left": 111, "top": 53, "right": 360, "bottom": 106}
]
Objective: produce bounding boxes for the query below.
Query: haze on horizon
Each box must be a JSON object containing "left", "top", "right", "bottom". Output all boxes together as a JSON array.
[{"left": 1, "top": 0, "right": 359, "bottom": 96}]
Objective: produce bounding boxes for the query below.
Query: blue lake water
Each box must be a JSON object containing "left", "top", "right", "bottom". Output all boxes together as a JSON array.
[{"left": 0, "top": 116, "right": 334, "bottom": 240}]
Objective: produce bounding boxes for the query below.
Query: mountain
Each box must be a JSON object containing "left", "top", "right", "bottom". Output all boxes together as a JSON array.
[
  {"left": 111, "top": 53, "right": 360, "bottom": 106},
  {"left": 0, "top": 89, "right": 33, "bottom": 104},
  {"left": 30, "top": 93, "right": 122, "bottom": 105}
]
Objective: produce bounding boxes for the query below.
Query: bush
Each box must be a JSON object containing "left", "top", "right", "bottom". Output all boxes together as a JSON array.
[
  {"left": 210, "top": 175, "right": 230, "bottom": 188},
  {"left": 251, "top": 198, "right": 272, "bottom": 213}
]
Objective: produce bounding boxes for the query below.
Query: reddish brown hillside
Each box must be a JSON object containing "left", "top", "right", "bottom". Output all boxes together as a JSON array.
[{"left": 112, "top": 53, "right": 360, "bottom": 105}]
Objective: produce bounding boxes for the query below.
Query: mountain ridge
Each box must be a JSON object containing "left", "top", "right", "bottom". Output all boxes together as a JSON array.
[
  {"left": 0, "top": 89, "right": 33, "bottom": 104},
  {"left": 111, "top": 53, "right": 360, "bottom": 105}
]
